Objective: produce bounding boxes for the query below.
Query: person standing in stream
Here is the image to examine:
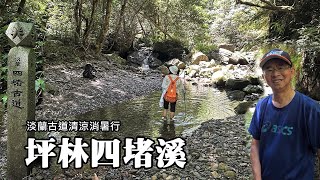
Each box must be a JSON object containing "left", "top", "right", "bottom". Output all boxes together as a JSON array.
[
  {"left": 160, "top": 65, "right": 184, "bottom": 120},
  {"left": 248, "top": 49, "right": 320, "bottom": 179}
]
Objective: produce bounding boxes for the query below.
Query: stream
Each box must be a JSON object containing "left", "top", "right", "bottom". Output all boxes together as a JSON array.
[{"left": 72, "top": 82, "right": 236, "bottom": 140}]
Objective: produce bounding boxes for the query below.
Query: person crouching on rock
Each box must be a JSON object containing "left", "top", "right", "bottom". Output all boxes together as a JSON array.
[{"left": 160, "top": 65, "right": 184, "bottom": 120}]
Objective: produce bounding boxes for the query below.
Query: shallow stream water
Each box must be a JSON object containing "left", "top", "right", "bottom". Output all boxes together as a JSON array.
[
  {"left": 0, "top": 83, "right": 238, "bottom": 178},
  {"left": 73, "top": 83, "right": 236, "bottom": 140}
]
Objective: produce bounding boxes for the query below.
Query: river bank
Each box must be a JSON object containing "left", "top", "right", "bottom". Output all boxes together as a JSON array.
[
  {"left": 36, "top": 60, "right": 162, "bottom": 120},
  {"left": 1, "top": 57, "right": 319, "bottom": 179},
  {"left": 1, "top": 58, "right": 254, "bottom": 179},
  {"left": 22, "top": 115, "right": 253, "bottom": 180},
  {"left": 0, "top": 59, "right": 164, "bottom": 179}
]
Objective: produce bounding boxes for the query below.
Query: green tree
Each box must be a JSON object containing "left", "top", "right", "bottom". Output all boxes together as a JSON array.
[{"left": 236, "top": 0, "right": 320, "bottom": 39}]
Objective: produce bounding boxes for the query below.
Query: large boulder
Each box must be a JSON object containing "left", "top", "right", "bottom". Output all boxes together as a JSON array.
[
  {"left": 127, "top": 47, "right": 162, "bottom": 68},
  {"left": 227, "top": 90, "right": 246, "bottom": 101},
  {"left": 188, "top": 65, "right": 201, "bottom": 72},
  {"left": 166, "top": 58, "right": 186, "bottom": 69},
  {"left": 211, "top": 70, "right": 226, "bottom": 87},
  {"left": 228, "top": 52, "right": 249, "bottom": 65},
  {"left": 208, "top": 49, "right": 231, "bottom": 65},
  {"left": 187, "top": 65, "right": 200, "bottom": 78},
  {"left": 248, "top": 76, "right": 261, "bottom": 85},
  {"left": 243, "top": 85, "right": 264, "bottom": 94},
  {"left": 199, "top": 60, "right": 216, "bottom": 68},
  {"left": 199, "top": 68, "right": 214, "bottom": 78},
  {"left": 207, "top": 50, "right": 221, "bottom": 62},
  {"left": 235, "top": 101, "right": 254, "bottom": 114},
  {"left": 191, "top": 52, "right": 209, "bottom": 65},
  {"left": 148, "top": 57, "right": 163, "bottom": 68},
  {"left": 153, "top": 40, "right": 189, "bottom": 61},
  {"left": 127, "top": 47, "right": 151, "bottom": 65},
  {"left": 218, "top": 44, "right": 236, "bottom": 52},
  {"left": 219, "top": 48, "right": 233, "bottom": 58},
  {"left": 106, "top": 53, "right": 127, "bottom": 65},
  {"left": 225, "top": 79, "right": 250, "bottom": 90}
]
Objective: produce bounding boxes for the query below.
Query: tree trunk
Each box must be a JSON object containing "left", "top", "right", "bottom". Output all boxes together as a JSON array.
[
  {"left": 296, "top": 50, "right": 320, "bottom": 101},
  {"left": 0, "top": 1, "right": 6, "bottom": 17},
  {"left": 17, "top": 0, "right": 26, "bottom": 15},
  {"left": 82, "top": 0, "right": 98, "bottom": 46},
  {"left": 141, "top": 12, "right": 173, "bottom": 39},
  {"left": 74, "top": 0, "right": 83, "bottom": 44},
  {"left": 1, "top": 0, "right": 13, "bottom": 18},
  {"left": 115, "top": 0, "right": 127, "bottom": 34},
  {"left": 95, "top": 0, "right": 113, "bottom": 54}
]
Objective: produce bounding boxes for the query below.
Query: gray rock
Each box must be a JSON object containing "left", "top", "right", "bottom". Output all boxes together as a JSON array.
[
  {"left": 227, "top": 90, "right": 245, "bottom": 101},
  {"left": 226, "top": 79, "right": 250, "bottom": 90},
  {"left": 219, "top": 48, "right": 233, "bottom": 58},
  {"left": 191, "top": 52, "right": 209, "bottom": 65},
  {"left": 211, "top": 171, "right": 220, "bottom": 178},
  {"left": 218, "top": 163, "right": 228, "bottom": 171},
  {"left": 248, "top": 76, "right": 261, "bottom": 85},
  {"left": 224, "top": 170, "right": 236, "bottom": 179},
  {"left": 243, "top": 85, "right": 263, "bottom": 94},
  {"left": 229, "top": 52, "right": 248, "bottom": 65},
  {"left": 166, "top": 175, "right": 174, "bottom": 180},
  {"left": 35, "top": 175, "right": 44, "bottom": 180},
  {"left": 218, "top": 44, "right": 236, "bottom": 52},
  {"left": 162, "top": 173, "right": 168, "bottom": 179},
  {"left": 166, "top": 58, "right": 186, "bottom": 69},
  {"left": 235, "top": 101, "right": 254, "bottom": 114}
]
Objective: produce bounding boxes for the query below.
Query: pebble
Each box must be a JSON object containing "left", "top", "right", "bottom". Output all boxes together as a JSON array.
[
  {"left": 224, "top": 170, "right": 236, "bottom": 179},
  {"left": 211, "top": 171, "right": 220, "bottom": 178}
]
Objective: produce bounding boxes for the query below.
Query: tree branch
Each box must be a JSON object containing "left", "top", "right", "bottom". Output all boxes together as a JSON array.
[
  {"left": 236, "top": 0, "right": 294, "bottom": 13},
  {"left": 139, "top": 11, "right": 173, "bottom": 40}
]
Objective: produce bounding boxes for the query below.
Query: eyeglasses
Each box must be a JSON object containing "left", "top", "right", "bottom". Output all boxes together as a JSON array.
[{"left": 263, "top": 65, "right": 291, "bottom": 75}]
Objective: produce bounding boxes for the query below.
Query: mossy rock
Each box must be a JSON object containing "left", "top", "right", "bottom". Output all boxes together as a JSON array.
[{"left": 106, "top": 54, "right": 127, "bottom": 65}]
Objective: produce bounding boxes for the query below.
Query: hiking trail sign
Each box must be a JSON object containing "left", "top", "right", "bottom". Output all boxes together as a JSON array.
[{"left": 5, "top": 22, "right": 35, "bottom": 179}]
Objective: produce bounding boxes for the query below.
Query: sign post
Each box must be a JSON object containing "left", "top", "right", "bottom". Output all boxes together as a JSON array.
[{"left": 5, "top": 22, "right": 35, "bottom": 179}]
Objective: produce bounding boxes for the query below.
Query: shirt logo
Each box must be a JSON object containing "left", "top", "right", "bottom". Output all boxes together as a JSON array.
[
  {"left": 262, "top": 121, "right": 272, "bottom": 133},
  {"left": 261, "top": 121, "right": 293, "bottom": 136}
]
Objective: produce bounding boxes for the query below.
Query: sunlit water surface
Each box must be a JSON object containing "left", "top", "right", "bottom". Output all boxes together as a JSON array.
[{"left": 71, "top": 83, "right": 236, "bottom": 140}]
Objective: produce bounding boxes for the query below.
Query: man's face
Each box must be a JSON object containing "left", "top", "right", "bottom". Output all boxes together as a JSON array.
[{"left": 262, "top": 59, "right": 295, "bottom": 92}]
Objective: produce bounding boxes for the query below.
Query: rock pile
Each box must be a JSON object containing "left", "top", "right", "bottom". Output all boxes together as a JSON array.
[{"left": 164, "top": 47, "right": 264, "bottom": 114}]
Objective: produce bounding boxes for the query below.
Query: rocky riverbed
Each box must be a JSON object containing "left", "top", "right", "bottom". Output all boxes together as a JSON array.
[
  {"left": 114, "top": 115, "right": 253, "bottom": 180},
  {"left": 35, "top": 59, "right": 162, "bottom": 120},
  {"left": 1, "top": 58, "right": 255, "bottom": 179},
  {"left": 0, "top": 59, "right": 164, "bottom": 179},
  {"left": 22, "top": 115, "right": 253, "bottom": 180},
  {"left": 1, "top": 57, "right": 319, "bottom": 179}
]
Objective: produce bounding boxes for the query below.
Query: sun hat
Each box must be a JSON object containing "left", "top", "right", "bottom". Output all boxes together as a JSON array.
[
  {"left": 169, "top": 65, "right": 178, "bottom": 75},
  {"left": 260, "top": 49, "right": 292, "bottom": 68}
]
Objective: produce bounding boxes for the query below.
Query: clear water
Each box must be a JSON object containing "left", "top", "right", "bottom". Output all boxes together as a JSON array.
[
  {"left": 73, "top": 83, "right": 236, "bottom": 140},
  {"left": 0, "top": 83, "right": 238, "bottom": 178}
]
